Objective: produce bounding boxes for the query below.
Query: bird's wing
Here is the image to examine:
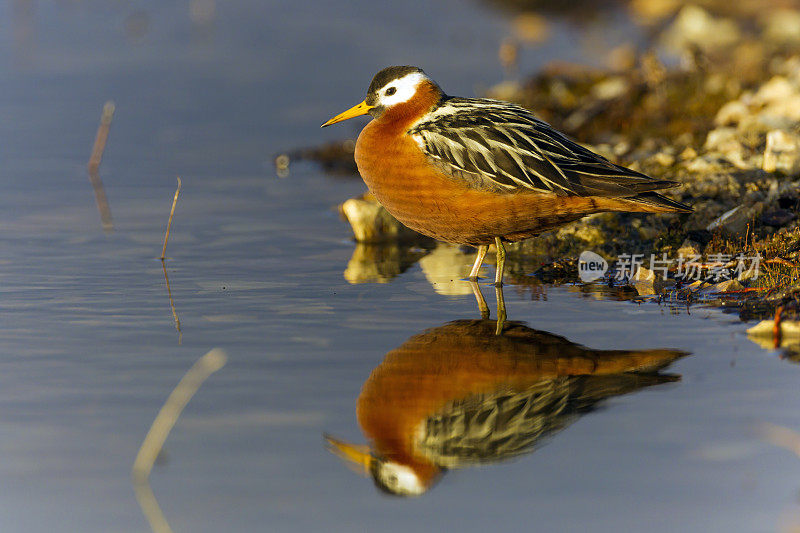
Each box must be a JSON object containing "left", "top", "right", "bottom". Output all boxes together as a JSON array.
[{"left": 409, "top": 97, "right": 676, "bottom": 197}]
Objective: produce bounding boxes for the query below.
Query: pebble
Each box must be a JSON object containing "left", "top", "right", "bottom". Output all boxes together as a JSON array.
[{"left": 763, "top": 129, "right": 800, "bottom": 174}]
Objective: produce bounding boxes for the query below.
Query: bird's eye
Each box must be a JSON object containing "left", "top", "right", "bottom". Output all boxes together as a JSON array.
[{"left": 385, "top": 87, "right": 396, "bottom": 96}]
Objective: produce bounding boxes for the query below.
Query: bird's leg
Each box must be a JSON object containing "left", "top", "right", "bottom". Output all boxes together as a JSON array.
[
  {"left": 469, "top": 280, "right": 490, "bottom": 320},
  {"left": 495, "top": 283, "right": 507, "bottom": 336},
  {"left": 493, "top": 237, "right": 505, "bottom": 287},
  {"left": 468, "top": 245, "right": 488, "bottom": 280}
]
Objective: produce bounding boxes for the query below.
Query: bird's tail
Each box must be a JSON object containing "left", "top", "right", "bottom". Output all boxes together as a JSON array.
[{"left": 601, "top": 192, "right": 692, "bottom": 214}]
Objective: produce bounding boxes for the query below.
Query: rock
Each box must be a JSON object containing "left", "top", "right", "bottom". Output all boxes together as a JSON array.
[
  {"left": 763, "top": 129, "right": 800, "bottom": 174},
  {"left": 612, "top": 140, "right": 631, "bottom": 157},
  {"left": 661, "top": 5, "right": 740, "bottom": 53},
  {"left": 704, "top": 127, "right": 738, "bottom": 151},
  {"left": 691, "top": 173, "right": 741, "bottom": 197},
  {"left": 762, "top": 9, "right": 800, "bottom": 44},
  {"left": 714, "top": 75, "right": 800, "bottom": 133},
  {"left": 679, "top": 146, "right": 698, "bottom": 160},
  {"left": 704, "top": 127, "right": 752, "bottom": 169},
  {"left": 706, "top": 205, "right": 752, "bottom": 234},
  {"left": 339, "top": 195, "right": 423, "bottom": 243},
  {"left": 758, "top": 101, "right": 800, "bottom": 132},
  {"left": 753, "top": 76, "right": 796, "bottom": 105},
  {"left": 761, "top": 208, "right": 797, "bottom": 227},
  {"left": 629, "top": 266, "right": 655, "bottom": 295},
  {"left": 652, "top": 152, "right": 675, "bottom": 167},
  {"left": 677, "top": 238, "right": 703, "bottom": 258},
  {"left": 685, "top": 280, "right": 705, "bottom": 291},
  {"left": 684, "top": 155, "right": 730, "bottom": 174},
  {"left": 747, "top": 319, "right": 800, "bottom": 352},
  {"left": 591, "top": 77, "right": 628, "bottom": 100},
  {"left": 684, "top": 279, "right": 744, "bottom": 296},
  {"left": 686, "top": 279, "right": 744, "bottom": 296},
  {"left": 555, "top": 218, "right": 606, "bottom": 247},
  {"left": 714, "top": 100, "right": 749, "bottom": 126},
  {"left": 629, "top": 266, "right": 671, "bottom": 296},
  {"left": 712, "top": 279, "right": 744, "bottom": 292}
]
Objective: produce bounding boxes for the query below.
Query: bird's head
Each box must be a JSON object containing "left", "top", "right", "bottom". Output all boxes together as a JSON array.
[
  {"left": 324, "top": 433, "right": 439, "bottom": 497},
  {"left": 321, "top": 66, "right": 442, "bottom": 127}
]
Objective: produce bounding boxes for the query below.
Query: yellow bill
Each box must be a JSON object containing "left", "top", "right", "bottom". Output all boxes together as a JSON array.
[
  {"left": 321, "top": 100, "right": 374, "bottom": 127},
  {"left": 324, "top": 433, "right": 373, "bottom": 475}
]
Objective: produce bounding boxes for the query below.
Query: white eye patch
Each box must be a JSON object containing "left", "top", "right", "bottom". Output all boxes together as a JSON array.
[{"left": 375, "top": 72, "right": 426, "bottom": 107}]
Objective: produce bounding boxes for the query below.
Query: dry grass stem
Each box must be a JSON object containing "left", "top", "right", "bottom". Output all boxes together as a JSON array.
[
  {"left": 88, "top": 101, "right": 115, "bottom": 172},
  {"left": 132, "top": 348, "right": 227, "bottom": 480},
  {"left": 132, "top": 349, "right": 227, "bottom": 533},
  {"left": 132, "top": 479, "right": 171, "bottom": 533},
  {"left": 160, "top": 177, "right": 182, "bottom": 260},
  {"left": 87, "top": 101, "right": 115, "bottom": 231},
  {"left": 161, "top": 260, "right": 182, "bottom": 344}
]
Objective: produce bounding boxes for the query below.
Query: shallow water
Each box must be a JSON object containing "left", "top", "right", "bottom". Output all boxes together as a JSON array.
[{"left": 1, "top": 2, "right": 800, "bottom": 532}]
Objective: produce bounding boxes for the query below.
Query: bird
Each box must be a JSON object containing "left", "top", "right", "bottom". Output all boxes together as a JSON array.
[
  {"left": 322, "top": 65, "right": 691, "bottom": 287},
  {"left": 324, "top": 319, "right": 687, "bottom": 496}
]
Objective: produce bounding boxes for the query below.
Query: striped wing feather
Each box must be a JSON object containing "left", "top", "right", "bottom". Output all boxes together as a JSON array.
[{"left": 409, "top": 97, "right": 678, "bottom": 198}]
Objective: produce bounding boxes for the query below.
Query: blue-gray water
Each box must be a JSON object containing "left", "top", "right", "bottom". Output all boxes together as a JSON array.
[{"left": 1, "top": 1, "right": 799, "bottom": 532}]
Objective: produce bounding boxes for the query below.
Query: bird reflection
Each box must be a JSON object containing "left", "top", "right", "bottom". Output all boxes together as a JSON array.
[{"left": 325, "top": 319, "right": 688, "bottom": 496}]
